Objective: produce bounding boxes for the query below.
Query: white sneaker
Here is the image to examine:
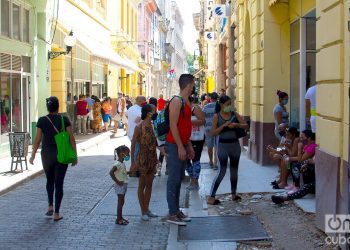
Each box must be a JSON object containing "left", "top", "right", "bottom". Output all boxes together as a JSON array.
[
  {"left": 141, "top": 214, "right": 149, "bottom": 221},
  {"left": 147, "top": 211, "right": 158, "bottom": 218}
]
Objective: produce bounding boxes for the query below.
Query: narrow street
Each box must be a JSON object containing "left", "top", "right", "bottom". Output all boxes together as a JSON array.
[{"left": 0, "top": 134, "right": 334, "bottom": 250}]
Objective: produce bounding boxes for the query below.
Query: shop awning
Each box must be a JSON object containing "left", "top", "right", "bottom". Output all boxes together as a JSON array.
[{"left": 76, "top": 33, "right": 140, "bottom": 73}]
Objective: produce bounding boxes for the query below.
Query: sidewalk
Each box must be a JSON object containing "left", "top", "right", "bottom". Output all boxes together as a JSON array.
[{"left": 0, "top": 130, "right": 114, "bottom": 196}]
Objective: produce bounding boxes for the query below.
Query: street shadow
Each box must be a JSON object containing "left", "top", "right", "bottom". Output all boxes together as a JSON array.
[{"left": 0, "top": 171, "right": 22, "bottom": 177}]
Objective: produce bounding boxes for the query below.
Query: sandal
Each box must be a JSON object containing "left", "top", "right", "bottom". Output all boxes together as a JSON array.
[
  {"left": 45, "top": 210, "right": 54, "bottom": 216},
  {"left": 270, "top": 180, "right": 278, "bottom": 186},
  {"left": 272, "top": 184, "right": 285, "bottom": 190},
  {"left": 122, "top": 218, "right": 129, "bottom": 224},
  {"left": 53, "top": 217, "right": 63, "bottom": 222},
  {"left": 115, "top": 219, "right": 128, "bottom": 225}
]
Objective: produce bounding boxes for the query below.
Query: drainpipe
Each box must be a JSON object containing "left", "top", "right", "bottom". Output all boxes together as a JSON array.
[{"left": 347, "top": 8, "right": 350, "bottom": 250}]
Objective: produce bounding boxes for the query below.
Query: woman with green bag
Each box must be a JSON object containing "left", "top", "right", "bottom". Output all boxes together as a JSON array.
[{"left": 30, "top": 96, "right": 77, "bottom": 222}]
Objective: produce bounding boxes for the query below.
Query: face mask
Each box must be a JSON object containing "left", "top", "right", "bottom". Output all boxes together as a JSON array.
[
  {"left": 279, "top": 131, "right": 286, "bottom": 137},
  {"left": 282, "top": 99, "right": 288, "bottom": 105},
  {"left": 124, "top": 155, "right": 130, "bottom": 162},
  {"left": 223, "top": 106, "right": 232, "bottom": 113},
  {"left": 152, "top": 113, "right": 158, "bottom": 121}
]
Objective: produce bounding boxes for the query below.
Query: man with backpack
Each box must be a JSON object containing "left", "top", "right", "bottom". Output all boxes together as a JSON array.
[{"left": 165, "top": 74, "right": 195, "bottom": 226}]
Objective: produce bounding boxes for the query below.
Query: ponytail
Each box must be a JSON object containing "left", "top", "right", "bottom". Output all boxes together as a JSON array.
[{"left": 277, "top": 90, "right": 288, "bottom": 99}]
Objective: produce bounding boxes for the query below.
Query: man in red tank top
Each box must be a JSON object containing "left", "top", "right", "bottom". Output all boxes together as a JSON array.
[{"left": 165, "top": 74, "right": 195, "bottom": 226}]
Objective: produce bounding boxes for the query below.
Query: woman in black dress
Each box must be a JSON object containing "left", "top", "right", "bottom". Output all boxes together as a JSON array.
[{"left": 30, "top": 97, "right": 77, "bottom": 221}]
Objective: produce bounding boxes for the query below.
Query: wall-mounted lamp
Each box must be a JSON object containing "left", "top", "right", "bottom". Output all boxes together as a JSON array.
[
  {"left": 119, "top": 74, "right": 130, "bottom": 80},
  {"left": 48, "top": 31, "right": 76, "bottom": 60}
]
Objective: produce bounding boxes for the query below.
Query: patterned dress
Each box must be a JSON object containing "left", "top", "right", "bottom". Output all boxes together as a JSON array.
[
  {"left": 135, "top": 122, "right": 158, "bottom": 175},
  {"left": 92, "top": 102, "right": 102, "bottom": 131}
]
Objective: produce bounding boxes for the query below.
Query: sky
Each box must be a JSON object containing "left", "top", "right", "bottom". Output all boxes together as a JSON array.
[{"left": 175, "top": 0, "right": 200, "bottom": 54}]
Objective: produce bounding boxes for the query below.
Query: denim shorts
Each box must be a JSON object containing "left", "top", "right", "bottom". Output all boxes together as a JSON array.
[
  {"left": 102, "top": 114, "right": 109, "bottom": 123},
  {"left": 205, "top": 134, "right": 215, "bottom": 148},
  {"left": 114, "top": 183, "right": 128, "bottom": 195}
]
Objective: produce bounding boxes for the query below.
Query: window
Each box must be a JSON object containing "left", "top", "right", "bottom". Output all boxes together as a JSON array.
[
  {"left": 96, "top": 0, "right": 106, "bottom": 18},
  {"left": 12, "top": 2, "right": 20, "bottom": 40},
  {"left": 1, "top": 1, "right": 31, "bottom": 43},
  {"left": 23, "top": 8, "right": 29, "bottom": 42},
  {"left": 1, "top": 0, "right": 10, "bottom": 37},
  {"left": 290, "top": 19, "right": 300, "bottom": 53}
]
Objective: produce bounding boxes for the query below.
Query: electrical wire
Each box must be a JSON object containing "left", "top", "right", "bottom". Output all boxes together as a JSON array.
[{"left": 49, "top": 0, "right": 59, "bottom": 45}]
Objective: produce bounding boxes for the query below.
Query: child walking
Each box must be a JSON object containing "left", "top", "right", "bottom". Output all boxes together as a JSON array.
[{"left": 109, "top": 145, "right": 130, "bottom": 225}]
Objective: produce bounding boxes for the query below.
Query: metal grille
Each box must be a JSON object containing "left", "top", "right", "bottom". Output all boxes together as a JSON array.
[
  {"left": 0, "top": 53, "right": 11, "bottom": 70},
  {"left": 178, "top": 216, "right": 271, "bottom": 242}
]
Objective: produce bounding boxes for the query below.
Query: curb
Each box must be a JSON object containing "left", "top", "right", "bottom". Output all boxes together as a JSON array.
[
  {"left": 0, "top": 132, "right": 113, "bottom": 197},
  {"left": 0, "top": 169, "right": 44, "bottom": 197}
]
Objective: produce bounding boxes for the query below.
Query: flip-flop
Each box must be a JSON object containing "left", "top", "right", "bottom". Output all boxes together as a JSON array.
[
  {"left": 115, "top": 219, "right": 128, "bottom": 225},
  {"left": 53, "top": 217, "right": 63, "bottom": 222},
  {"left": 45, "top": 210, "right": 54, "bottom": 216}
]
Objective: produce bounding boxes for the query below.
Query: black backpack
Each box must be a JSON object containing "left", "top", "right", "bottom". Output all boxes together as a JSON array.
[{"left": 154, "top": 95, "right": 185, "bottom": 140}]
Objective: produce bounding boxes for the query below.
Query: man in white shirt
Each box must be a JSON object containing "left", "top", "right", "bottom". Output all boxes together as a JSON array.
[
  {"left": 305, "top": 85, "right": 316, "bottom": 133},
  {"left": 126, "top": 96, "right": 146, "bottom": 140}
]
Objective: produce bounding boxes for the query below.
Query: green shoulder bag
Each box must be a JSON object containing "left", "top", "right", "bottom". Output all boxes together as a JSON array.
[{"left": 46, "top": 115, "right": 77, "bottom": 164}]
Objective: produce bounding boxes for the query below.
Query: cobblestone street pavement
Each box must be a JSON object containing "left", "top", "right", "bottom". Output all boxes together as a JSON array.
[{"left": 0, "top": 135, "right": 170, "bottom": 250}]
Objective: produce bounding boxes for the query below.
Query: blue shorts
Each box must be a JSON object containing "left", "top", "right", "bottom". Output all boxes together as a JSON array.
[
  {"left": 102, "top": 114, "right": 109, "bottom": 123},
  {"left": 205, "top": 134, "right": 215, "bottom": 148}
]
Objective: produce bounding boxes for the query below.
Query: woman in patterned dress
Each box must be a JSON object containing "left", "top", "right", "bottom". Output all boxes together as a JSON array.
[
  {"left": 131, "top": 104, "right": 158, "bottom": 221},
  {"left": 92, "top": 97, "right": 102, "bottom": 133}
]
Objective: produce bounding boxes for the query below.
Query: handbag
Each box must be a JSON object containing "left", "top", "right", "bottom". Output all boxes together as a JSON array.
[
  {"left": 232, "top": 112, "right": 248, "bottom": 139},
  {"left": 46, "top": 115, "right": 77, "bottom": 164}
]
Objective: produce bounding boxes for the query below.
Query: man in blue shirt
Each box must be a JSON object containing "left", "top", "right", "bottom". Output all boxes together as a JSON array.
[
  {"left": 203, "top": 92, "right": 218, "bottom": 169},
  {"left": 86, "top": 94, "right": 95, "bottom": 133}
]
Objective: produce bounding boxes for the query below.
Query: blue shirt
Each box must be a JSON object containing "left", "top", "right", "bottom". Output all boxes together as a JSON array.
[
  {"left": 86, "top": 97, "right": 95, "bottom": 110},
  {"left": 203, "top": 102, "right": 216, "bottom": 135}
]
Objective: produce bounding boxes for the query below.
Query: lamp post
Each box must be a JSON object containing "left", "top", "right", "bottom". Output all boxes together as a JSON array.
[{"left": 48, "top": 31, "right": 76, "bottom": 60}]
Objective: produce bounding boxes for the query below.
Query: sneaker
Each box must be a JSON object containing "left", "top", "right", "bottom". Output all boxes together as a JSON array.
[
  {"left": 186, "top": 183, "right": 199, "bottom": 190},
  {"left": 166, "top": 215, "right": 186, "bottom": 226},
  {"left": 141, "top": 214, "right": 149, "bottom": 221},
  {"left": 147, "top": 211, "right": 158, "bottom": 218},
  {"left": 177, "top": 210, "right": 191, "bottom": 222}
]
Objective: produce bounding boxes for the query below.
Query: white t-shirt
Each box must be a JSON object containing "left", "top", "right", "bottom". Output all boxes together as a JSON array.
[
  {"left": 305, "top": 86, "right": 316, "bottom": 111},
  {"left": 127, "top": 104, "right": 142, "bottom": 140}
]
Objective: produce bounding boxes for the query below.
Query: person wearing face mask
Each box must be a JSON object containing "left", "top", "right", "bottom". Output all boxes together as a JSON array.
[
  {"left": 207, "top": 95, "right": 249, "bottom": 205},
  {"left": 273, "top": 90, "right": 289, "bottom": 140},
  {"left": 131, "top": 104, "right": 158, "bottom": 221},
  {"left": 110, "top": 145, "right": 131, "bottom": 225}
]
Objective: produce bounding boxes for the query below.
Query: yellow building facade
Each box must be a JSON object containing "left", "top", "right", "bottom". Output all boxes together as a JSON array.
[
  {"left": 235, "top": 0, "right": 349, "bottom": 235},
  {"left": 111, "top": 0, "right": 141, "bottom": 97}
]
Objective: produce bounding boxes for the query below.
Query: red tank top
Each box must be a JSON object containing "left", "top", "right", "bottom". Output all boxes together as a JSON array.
[{"left": 166, "top": 100, "right": 192, "bottom": 145}]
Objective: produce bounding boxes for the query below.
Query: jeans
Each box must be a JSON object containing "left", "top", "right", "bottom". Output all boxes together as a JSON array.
[
  {"left": 77, "top": 115, "right": 87, "bottom": 134},
  {"left": 165, "top": 142, "right": 187, "bottom": 216},
  {"left": 186, "top": 140, "right": 205, "bottom": 180}
]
